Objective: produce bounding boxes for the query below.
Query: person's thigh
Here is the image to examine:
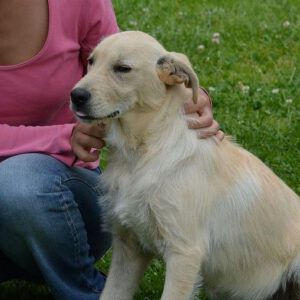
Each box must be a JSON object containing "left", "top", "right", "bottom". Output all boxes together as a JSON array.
[{"left": 0, "top": 153, "right": 111, "bottom": 299}]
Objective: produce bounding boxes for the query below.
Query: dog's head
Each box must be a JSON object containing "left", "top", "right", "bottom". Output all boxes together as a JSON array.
[{"left": 70, "top": 31, "right": 199, "bottom": 123}]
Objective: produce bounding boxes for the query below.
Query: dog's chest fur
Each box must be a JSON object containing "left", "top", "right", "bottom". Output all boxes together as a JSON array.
[
  {"left": 101, "top": 116, "right": 207, "bottom": 254},
  {"left": 103, "top": 160, "right": 167, "bottom": 253}
]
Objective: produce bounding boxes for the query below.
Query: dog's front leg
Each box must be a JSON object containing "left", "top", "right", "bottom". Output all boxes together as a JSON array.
[
  {"left": 161, "top": 249, "right": 203, "bottom": 300},
  {"left": 100, "top": 233, "right": 151, "bottom": 300}
]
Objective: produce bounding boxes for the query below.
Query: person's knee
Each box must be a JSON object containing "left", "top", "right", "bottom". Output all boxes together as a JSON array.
[{"left": 0, "top": 154, "right": 66, "bottom": 233}]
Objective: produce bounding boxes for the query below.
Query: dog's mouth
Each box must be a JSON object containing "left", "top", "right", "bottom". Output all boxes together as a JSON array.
[{"left": 75, "top": 110, "right": 120, "bottom": 121}]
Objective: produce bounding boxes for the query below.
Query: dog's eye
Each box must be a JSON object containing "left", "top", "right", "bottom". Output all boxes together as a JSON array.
[
  {"left": 88, "top": 57, "right": 94, "bottom": 65},
  {"left": 113, "top": 65, "right": 132, "bottom": 73}
]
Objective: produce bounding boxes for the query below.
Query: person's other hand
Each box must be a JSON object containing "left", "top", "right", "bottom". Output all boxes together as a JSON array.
[
  {"left": 71, "top": 123, "right": 106, "bottom": 162},
  {"left": 184, "top": 88, "right": 224, "bottom": 141}
]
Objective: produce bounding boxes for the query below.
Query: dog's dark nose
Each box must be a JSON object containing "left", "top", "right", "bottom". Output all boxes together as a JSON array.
[{"left": 71, "top": 88, "right": 91, "bottom": 106}]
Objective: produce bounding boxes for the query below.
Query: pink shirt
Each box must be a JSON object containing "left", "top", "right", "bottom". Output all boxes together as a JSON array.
[{"left": 0, "top": 0, "right": 119, "bottom": 168}]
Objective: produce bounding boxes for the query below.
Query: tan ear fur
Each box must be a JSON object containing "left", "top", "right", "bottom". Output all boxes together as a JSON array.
[{"left": 156, "top": 52, "right": 199, "bottom": 103}]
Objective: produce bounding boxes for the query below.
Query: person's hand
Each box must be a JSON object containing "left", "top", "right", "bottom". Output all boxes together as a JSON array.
[
  {"left": 184, "top": 88, "right": 224, "bottom": 141},
  {"left": 71, "top": 123, "right": 106, "bottom": 162}
]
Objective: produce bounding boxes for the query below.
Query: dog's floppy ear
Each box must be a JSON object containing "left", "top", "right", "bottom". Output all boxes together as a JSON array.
[{"left": 156, "top": 52, "right": 199, "bottom": 103}]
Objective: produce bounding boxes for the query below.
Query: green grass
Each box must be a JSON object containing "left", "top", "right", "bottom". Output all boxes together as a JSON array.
[{"left": 1, "top": 0, "right": 299, "bottom": 299}]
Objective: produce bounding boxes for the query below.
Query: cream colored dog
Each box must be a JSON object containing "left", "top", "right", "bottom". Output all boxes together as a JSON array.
[{"left": 71, "top": 31, "right": 300, "bottom": 300}]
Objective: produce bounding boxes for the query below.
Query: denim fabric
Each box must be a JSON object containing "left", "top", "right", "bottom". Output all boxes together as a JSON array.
[{"left": 0, "top": 153, "right": 112, "bottom": 300}]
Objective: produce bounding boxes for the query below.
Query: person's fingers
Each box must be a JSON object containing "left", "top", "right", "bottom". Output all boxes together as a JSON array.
[
  {"left": 76, "top": 122, "right": 106, "bottom": 139},
  {"left": 187, "top": 105, "right": 213, "bottom": 129},
  {"left": 75, "top": 131, "right": 106, "bottom": 150},
  {"left": 196, "top": 120, "right": 220, "bottom": 138},
  {"left": 71, "top": 123, "right": 106, "bottom": 162},
  {"left": 184, "top": 101, "right": 199, "bottom": 115},
  {"left": 184, "top": 87, "right": 211, "bottom": 114},
  {"left": 72, "top": 144, "right": 100, "bottom": 162},
  {"left": 216, "top": 130, "right": 225, "bottom": 141},
  {"left": 183, "top": 87, "right": 224, "bottom": 141}
]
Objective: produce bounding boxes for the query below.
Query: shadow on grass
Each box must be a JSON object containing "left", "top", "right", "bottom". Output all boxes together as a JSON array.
[{"left": 0, "top": 281, "right": 53, "bottom": 300}]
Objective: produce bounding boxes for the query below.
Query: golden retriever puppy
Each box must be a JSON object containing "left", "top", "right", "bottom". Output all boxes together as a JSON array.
[{"left": 70, "top": 31, "right": 300, "bottom": 300}]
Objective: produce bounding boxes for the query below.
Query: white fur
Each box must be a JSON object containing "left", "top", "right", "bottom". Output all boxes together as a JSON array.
[{"left": 72, "top": 31, "right": 300, "bottom": 300}]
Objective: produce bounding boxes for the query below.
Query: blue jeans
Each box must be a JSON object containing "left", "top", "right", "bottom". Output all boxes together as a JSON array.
[{"left": 0, "top": 153, "right": 111, "bottom": 300}]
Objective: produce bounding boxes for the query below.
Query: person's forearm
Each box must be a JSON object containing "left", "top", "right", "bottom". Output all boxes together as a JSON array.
[{"left": 0, "top": 123, "right": 76, "bottom": 165}]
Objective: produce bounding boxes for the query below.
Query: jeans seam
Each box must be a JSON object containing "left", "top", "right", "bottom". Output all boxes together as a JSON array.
[
  {"left": 58, "top": 186, "right": 81, "bottom": 270},
  {"left": 58, "top": 177, "right": 103, "bottom": 293}
]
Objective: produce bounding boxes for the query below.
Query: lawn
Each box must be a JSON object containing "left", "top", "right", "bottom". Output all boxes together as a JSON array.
[{"left": 1, "top": 0, "right": 299, "bottom": 299}]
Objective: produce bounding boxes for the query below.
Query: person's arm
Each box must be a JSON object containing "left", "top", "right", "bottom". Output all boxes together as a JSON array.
[{"left": 0, "top": 123, "right": 76, "bottom": 165}]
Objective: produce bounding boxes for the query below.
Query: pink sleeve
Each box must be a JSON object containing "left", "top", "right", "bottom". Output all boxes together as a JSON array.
[
  {"left": 80, "top": 0, "right": 119, "bottom": 68},
  {"left": 0, "top": 123, "right": 77, "bottom": 166}
]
